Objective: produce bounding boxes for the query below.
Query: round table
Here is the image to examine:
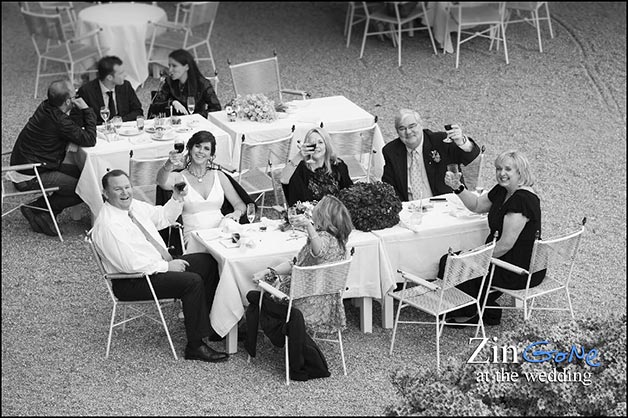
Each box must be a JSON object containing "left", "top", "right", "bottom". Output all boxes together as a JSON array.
[{"left": 77, "top": 3, "right": 167, "bottom": 89}]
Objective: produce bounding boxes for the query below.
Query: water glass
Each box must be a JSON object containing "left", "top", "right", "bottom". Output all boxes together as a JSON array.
[
  {"left": 246, "top": 203, "right": 256, "bottom": 224},
  {"left": 136, "top": 115, "right": 145, "bottom": 131},
  {"left": 187, "top": 96, "right": 196, "bottom": 115}
]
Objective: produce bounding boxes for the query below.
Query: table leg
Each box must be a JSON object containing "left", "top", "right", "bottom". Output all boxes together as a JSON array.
[
  {"left": 355, "top": 297, "right": 372, "bottom": 333},
  {"left": 225, "top": 326, "right": 238, "bottom": 354},
  {"left": 382, "top": 294, "right": 394, "bottom": 329}
]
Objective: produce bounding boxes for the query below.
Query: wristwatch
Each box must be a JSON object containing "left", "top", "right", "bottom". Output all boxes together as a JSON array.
[{"left": 453, "top": 184, "right": 465, "bottom": 194}]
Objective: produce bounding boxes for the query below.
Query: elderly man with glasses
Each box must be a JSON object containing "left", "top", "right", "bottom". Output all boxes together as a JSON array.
[{"left": 381, "top": 108, "right": 481, "bottom": 201}]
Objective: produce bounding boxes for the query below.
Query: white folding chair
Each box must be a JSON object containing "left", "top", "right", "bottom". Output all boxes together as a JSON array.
[
  {"left": 389, "top": 236, "right": 497, "bottom": 370},
  {"left": 482, "top": 218, "right": 586, "bottom": 321},
  {"left": 85, "top": 230, "right": 178, "bottom": 359},
  {"left": 2, "top": 151, "right": 63, "bottom": 241},
  {"left": 505, "top": 2, "right": 554, "bottom": 53},
  {"left": 256, "top": 257, "right": 353, "bottom": 385},
  {"left": 460, "top": 145, "right": 486, "bottom": 192},
  {"left": 325, "top": 116, "right": 378, "bottom": 183}
]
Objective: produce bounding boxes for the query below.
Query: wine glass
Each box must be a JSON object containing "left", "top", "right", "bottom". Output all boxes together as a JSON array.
[
  {"left": 100, "top": 106, "right": 110, "bottom": 130},
  {"left": 111, "top": 116, "right": 123, "bottom": 132},
  {"left": 187, "top": 96, "right": 195, "bottom": 115},
  {"left": 303, "top": 140, "right": 316, "bottom": 164},
  {"left": 246, "top": 203, "right": 256, "bottom": 224},
  {"left": 287, "top": 207, "right": 300, "bottom": 238}
]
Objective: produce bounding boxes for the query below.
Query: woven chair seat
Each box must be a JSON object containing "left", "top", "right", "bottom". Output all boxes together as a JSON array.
[
  {"left": 390, "top": 280, "right": 476, "bottom": 316},
  {"left": 493, "top": 276, "right": 565, "bottom": 300}
]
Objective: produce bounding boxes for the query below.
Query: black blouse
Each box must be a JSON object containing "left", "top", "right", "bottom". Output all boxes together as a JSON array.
[
  {"left": 287, "top": 159, "right": 353, "bottom": 205},
  {"left": 149, "top": 76, "right": 221, "bottom": 118}
]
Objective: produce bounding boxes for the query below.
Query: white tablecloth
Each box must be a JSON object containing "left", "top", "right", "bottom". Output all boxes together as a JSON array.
[
  {"left": 207, "top": 96, "right": 386, "bottom": 179},
  {"left": 423, "top": 2, "right": 456, "bottom": 54},
  {"left": 76, "top": 3, "right": 167, "bottom": 89},
  {"left": 371, "top": 196, "right": 490, "bottom": 328},
  {"left": 193, "top": 225, "right": 388, "bottom": 353},
  {"left": 73, "top": 114, "right": 231, "bottom": 218}
]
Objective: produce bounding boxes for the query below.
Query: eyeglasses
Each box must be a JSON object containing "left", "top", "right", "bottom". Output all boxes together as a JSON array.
[{"left": 397, "top": 123, "right": 418, "bottom": 133}]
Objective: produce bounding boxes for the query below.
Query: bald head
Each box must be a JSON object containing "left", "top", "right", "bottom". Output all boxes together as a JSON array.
[{"left": 47, "top": 80, "right": 73, "bottom": 108}]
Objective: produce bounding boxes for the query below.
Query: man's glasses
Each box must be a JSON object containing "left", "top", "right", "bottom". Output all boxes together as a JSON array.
[{"left": 397, "top": 123, "right": 418, "bottom": 133}]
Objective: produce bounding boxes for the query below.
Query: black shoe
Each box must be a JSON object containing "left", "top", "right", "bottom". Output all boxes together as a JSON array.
[
  {"left": 185, "top": 343, "right": 228, "bottom": 363},
  {"left": 445, "top": 315, "right": 479, "bottom": 328},
  {"left": 34, "top": 212, "right": 59, "bottom": 237},
  {"left": 205, "top": 330, "right": 225, "bottom": 342},
  {"left": 20, "top": 206, "right": 42, "bottom": 233}
]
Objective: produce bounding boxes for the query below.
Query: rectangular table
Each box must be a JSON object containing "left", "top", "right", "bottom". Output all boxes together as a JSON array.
[
  {"left": 371, "top": 196, "right": 490, "bottom": 328},
  {"left": 72, "top": 114, "right": 231, "bottom": 218},
  {"left": 193, "top": 224, "right": 390, "bottom": 354},
  {"left": 207, "top": 95, "right": 386, "bottom": 179}
]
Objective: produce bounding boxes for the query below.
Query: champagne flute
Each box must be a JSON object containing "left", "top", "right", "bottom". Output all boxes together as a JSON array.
[
  {"left": 287, "top": 207, "right": 300, "bottom": 238},
  {"left": 187, "top": 96, "right": 195, "bottom": 115},
  {"left": 246, "top": 203, "right": 256, "bottom": 224},
  {"left": 100, "top": 106, "right": 110, "bottom": 130}
]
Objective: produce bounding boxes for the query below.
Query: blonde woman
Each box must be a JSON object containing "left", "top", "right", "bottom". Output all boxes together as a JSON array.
[{"left": 286, "top": 127, "right": 353, "bottom": 205}]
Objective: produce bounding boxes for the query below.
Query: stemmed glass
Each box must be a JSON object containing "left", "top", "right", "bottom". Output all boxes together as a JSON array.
[
  {"left": 187, "top": 96, "right": 195, "bottom": 115},
  {"left": 302, "top": 139, "right": 315, "bottom": 164},
  {"left": 246, "top": 203, "right": 256, "bottom": 224},
  {"left": 100, "top": 106, "right": 110, "bottom": 131},
  {"left": 111, "top": 116, "right": 123, "bottom": 141},
  {"left": 287, "top": 207, "right": 300, "bottom": 239}
]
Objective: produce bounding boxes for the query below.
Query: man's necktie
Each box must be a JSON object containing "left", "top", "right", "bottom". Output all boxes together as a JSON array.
[
  {"left": 106, "top": 90, "right": 117, "bottom": 118},
  {"left": 410, "top": 150, "right": 423, "bottom": 200},
  {"left": 128, "top": 210, "right": 173, "bottom": 262}
]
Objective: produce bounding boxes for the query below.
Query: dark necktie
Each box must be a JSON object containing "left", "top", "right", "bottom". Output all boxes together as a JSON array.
[
  {"left": 128, "top": 210, "right": 173, "bottom": 262},
  {"left": 107, "top": 90, "right": 117, "bottom": 118}
]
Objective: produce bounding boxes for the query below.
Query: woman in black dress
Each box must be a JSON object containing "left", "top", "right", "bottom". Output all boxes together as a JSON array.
[
  {"left": 149, "top": 49, "right": 221, "bottom": 118},
  {"left": 441, "top": 150, "right": 544, "bottom": 325},
  {"left": 286, "top": 127, "right": 353, "bottom": 205}
]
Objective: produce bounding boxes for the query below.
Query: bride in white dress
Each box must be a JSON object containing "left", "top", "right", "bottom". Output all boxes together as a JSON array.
[{"left": 157, "top": 131, "right": 247, "bottom": 253}]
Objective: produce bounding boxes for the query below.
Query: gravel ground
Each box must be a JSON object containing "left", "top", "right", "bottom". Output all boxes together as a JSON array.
[{"left": 2, "top": 2, "right": 626, "bottom": 416}]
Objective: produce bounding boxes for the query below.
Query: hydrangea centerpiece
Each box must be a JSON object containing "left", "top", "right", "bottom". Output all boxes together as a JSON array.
[
  {"left": 338, "top": 182, "right": 402, "bottom": 232},
  {"left": 231, "top": 94, "right": 277, "bottom": 122}
]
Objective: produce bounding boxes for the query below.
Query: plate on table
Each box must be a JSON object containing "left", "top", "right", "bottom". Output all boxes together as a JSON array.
[
  {"left": 151, "top": 130, "right": 176, "bottom": 141},
  {"left": 144, "top": 126, "right": 156, "bottom": 134},
  {"left": 176, "top": 126, "right": 192, "bottom": 133},
  {"left": 118, "top": 127, "right": 141, "bottom": 136}
]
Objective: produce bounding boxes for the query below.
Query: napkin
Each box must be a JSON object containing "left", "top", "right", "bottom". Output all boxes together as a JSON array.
[{"left": 220, "top": 218, "right": 242, "bottom": 234}]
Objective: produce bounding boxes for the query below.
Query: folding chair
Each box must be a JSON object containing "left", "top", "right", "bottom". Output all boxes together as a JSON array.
[
  {"left": 460, "top": 144, "right": 486, "bottom": 192},
  {"left": 359, "top": 1, "right": 438, "bottom": 67},
  {"left": 444, "top": 2, "right": 509, "bottom": 69},
  {"left": 389, "top": 236, "right": 497, "bottom": 370},
  {"left": 505, "top": 2, "right": 554, "bottom": 53},
  {"left": 256, "top": 257, "right": 353, "bottom": 385},
  {"left": 146, "top": 1, "right": 219, "bottom": 72},
  {"left": 233, "top": 126, "right": 294, "bottom": 217},
  {"left": 20, "top": 2, "right": 78, "bottom": 37},
  {"left": 482, "top": 218, "right": 586, "bottom": 321},
  {"left": 324, "top": 116, "right": 378, "bottom": 183},
  {"left": 21, "top": 7, "right": 104, "bottom": 98},
  {"left": 2, "top": 151, "right": 63, "bottom": 241},
  {"left": 85, "top": 230, "right": 178, "bottom": 359},
  {"left": 228, "top": 51, "right": 309, "bottom": 104}
]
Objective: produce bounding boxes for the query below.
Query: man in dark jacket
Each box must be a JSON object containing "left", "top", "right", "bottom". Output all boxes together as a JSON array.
[
  {"left": 10, "top": 79, "right": 97, "bottom": 236},
  {"left": 382, "top": 109, "right": 481, "bottom": 201},
  {"left": 74, "top": 56, "right": 143, "bottom": 124}
]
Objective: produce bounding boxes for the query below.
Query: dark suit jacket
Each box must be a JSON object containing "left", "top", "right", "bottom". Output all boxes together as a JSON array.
[
  {"left": 381, "top": 130, "right": 480, "bottom": 201},
  {"left": 75, "top": 79, "right": 143, "bottom": 124}
]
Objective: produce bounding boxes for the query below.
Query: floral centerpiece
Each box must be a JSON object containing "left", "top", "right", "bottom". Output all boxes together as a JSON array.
[
  {"left": 338, "top": 182, "right": 402, "bottom": 232},
  {"left": 230, "top": 94, "right": 277, "bottom": 123}
]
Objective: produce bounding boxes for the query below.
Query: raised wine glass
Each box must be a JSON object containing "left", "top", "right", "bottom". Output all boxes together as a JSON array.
[
  {"left": 303, "top": 140, "right": 316, "bottom": 164},
  {"left": 100, "top": 106, "right": 110, "bottom": 130},
  {"left": 187, "top": 96, "right": 195, "bottom": 115},
  {"left": 246, "top": 203, "right": 256, "bottom": 224}
]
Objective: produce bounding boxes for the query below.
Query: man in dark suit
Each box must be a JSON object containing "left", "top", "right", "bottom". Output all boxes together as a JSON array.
[
  {"left": 74, "top": 56, "right": 143, "bottom": 124},
  {"left": 382, "top": 109, "right": 480, "bottom": 201}
]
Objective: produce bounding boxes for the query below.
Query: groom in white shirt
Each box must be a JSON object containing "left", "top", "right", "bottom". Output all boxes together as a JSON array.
[{"left": 91, "top": 169, "right": 227, "bottom": 363}]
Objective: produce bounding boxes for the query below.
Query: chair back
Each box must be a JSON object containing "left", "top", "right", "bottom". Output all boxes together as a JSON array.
[
  {"left": 21, "top": 7, "right": 66, "bottom": 42},
  {"left": 452, "top": 1, "right": 507, "bottom": 25},
  {"left": 229, "top": 56, "right": 283, "bottom": 103},
  {"left": 237, "top": 127, "right": 294, "bottom": 179},
  {"left": 441, "top": 239, "right": 497, "bottom": 290},
  {"left": 187, "top": 1, "right": 219, "bottom": 29},
  {"left": 128, "top": 151, "right": 169, "bottom": 205},
  {"left": 528, "top": 223, "right": 585, "bottom": 285},
  {"left": 289, "top": 258, "right": 353, "bottom": 301},
  {"left": 326, "top": 119, "right": 378, "bottom": 182},
  {"left": 460, "top": 145, "right": 485, "bottom": 191},
  {"left": 268, "top": 166, "right": 288, "bottom": 211}
]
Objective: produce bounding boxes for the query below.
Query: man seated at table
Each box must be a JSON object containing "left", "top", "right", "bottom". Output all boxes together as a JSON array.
[
  {"left": 382, "top": 108, "right": 480, "bottom": 201},
  {"left": 91, "top": 169, "right": 228, "bottom": 363},
  {"left": 10, "top": 79, "right": 97, "bottom": 236},
  {"left": 74, "top": 56, "right": 143, "bottom": 125}
]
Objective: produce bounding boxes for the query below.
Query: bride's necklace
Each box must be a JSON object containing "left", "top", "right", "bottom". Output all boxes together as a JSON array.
[{"left": 188, "top": 166, "right": 208, "bottom": 182}]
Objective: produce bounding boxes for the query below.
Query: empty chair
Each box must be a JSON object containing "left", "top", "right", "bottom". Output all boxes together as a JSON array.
[
  {"left": 2, "top": 151, "right": 63, "bottom": 241},
  {"left": 256, "top": 257, "right": 353, "bottom": 385},
  {"left": 146, "top": 2, "right": 219, "bottom": 72},
  {"left": 21, "top": 7, "right": 104, "bottom": 98},
  {"left": 21, "top": 2, "right": 77, "bottom": 37},
  {"left": 460, "top": 144, "right": 486, "bottom": 192},
  {"left": 85, "top": 230, "right": 178, "bottom": 359},
  {"left": 128, "top": 150, "right": 170, "bottom": 205},
  {"left": 325, "top": 117, "right": 378, "bottom": 183},
  {"left": 233, "top": 127, "right": 294, "bottom": 217},
  {"left": 444, "top": 2, "right": 509, "bottom": 69},
  {"left": 359, "top": 1, "right": 438, "bottom": 67},
  {"left": 389, "top": 237, "right": 497, "bottom": 370},
  {"left": 228, "top": 51, "right": 309, "bottom": 104},
  {"left": 482, "top": 218, "right": 586, "bottom": 321},
  {"left": 505, "top": 2, "right": 554, "bottom": 52}
]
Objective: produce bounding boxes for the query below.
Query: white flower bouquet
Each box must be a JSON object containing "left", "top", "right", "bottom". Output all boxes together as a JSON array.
[{"left": 232, "top": 94, "right": 277, "bottom": 122}]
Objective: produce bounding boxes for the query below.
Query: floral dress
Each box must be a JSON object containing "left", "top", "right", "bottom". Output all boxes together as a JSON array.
[{"left": 271, "top": 231, "right": 347, "bottom": 334}]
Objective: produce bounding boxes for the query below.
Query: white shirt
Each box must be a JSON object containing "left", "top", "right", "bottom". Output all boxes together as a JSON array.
[
  {"left": 91, "top": 199, "right": 183, "bottom": 275},
  {"left": 406, "top": 145, "right": 433, "bottom": 199}
]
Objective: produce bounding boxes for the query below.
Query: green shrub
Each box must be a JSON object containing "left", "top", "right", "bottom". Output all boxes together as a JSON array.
[
  {"left": 338, "top": 181, "right": 402, "bottom": 232},
  {"left": 385, "top": 314, "right": 627, "bottom": 416}
]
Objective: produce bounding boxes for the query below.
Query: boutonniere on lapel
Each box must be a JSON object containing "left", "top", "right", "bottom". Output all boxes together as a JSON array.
[{"left": 430, "top": 150, "right": 441, "bottom": 164}]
